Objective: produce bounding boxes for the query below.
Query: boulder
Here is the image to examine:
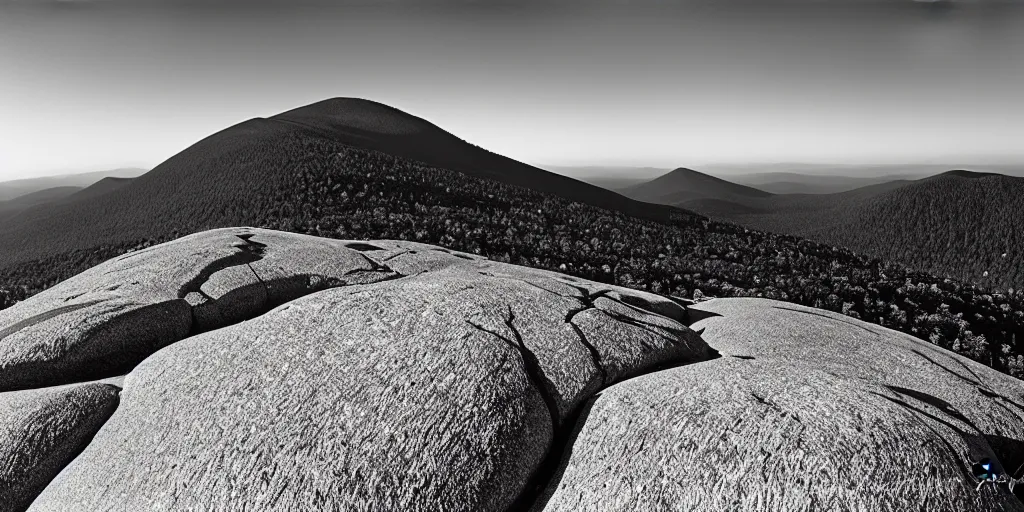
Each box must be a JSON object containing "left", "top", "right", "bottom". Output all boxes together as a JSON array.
[
  {"left": 27, "top": 236, "right": 709, "bottom": 511},
  {"left": 537, "top": 298, "right": 1024, "bottom": 511},
  {"left": 0, "top": 383, "right": 119, "bottom": 512},
  {"left": 0, "top": 228, "right": 399, "bottom": 391}
]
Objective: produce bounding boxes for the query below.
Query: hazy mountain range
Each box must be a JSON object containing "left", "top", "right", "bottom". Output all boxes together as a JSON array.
[
  {"left": 619, "top": 168, "right": 1024, "bottom": 289},
  {"left": 0, "top": 168, "right": 146, "bottom": 202}
]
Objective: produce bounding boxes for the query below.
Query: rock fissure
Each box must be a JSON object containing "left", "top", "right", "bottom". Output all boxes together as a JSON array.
[
  {"left": 176, "top": 235, "right": 268, "bottom": 299},
  {"left": 465, "top": 308, "right": 560, "bottom": 431},
  {"left": 567, "top": 320, "right": 607, "bottom": 387}
]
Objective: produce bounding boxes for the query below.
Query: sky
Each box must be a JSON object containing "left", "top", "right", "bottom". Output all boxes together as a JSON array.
[{"left": 1, "top": 0, "right": 1023, "bottom": 180}]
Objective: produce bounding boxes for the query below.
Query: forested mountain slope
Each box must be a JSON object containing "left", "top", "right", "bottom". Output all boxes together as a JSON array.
[
  {"left": 718, "top": 171, "right": 1024, "bottom": 289},
  {"left": 0, "top": 101, "right": 1022, "bottom": 381},
  {"left": 629, "top": 169, "right": 1023, "bottom": 289}
]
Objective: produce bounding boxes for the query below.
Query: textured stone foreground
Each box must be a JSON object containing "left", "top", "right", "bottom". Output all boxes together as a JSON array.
[{"left": 0, "top": 228, "right": 1021, "bottom": 511}]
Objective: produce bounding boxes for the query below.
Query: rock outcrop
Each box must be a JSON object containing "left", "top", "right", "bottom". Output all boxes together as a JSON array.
[
  {"left": 0, "top": 229, "right": 399, "bottom": 391},
  {"left": 0, "top": 229, "right": 1020, "bottom": 511},
  {"left": 537, "top": 298, "right": 1024, "bottom": 511},
  {"left": 0, "top": 383, "right": 118, "bottom": 512}
]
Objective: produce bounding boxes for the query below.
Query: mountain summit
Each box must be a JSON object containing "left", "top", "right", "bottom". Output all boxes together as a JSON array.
[
  {"left": 270, "top": 98, "right": 681, "bottom": 220},
  {"left": 0, "top": 98, "right": 687, "bottom": 268},
  {"left": 622, "top": 167, "right": 773, "bottom": 206}
]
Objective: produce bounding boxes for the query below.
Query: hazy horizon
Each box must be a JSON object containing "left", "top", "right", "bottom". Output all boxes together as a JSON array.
[{"left": 3, "top": 0, "right": 1023, "bottom": 181}]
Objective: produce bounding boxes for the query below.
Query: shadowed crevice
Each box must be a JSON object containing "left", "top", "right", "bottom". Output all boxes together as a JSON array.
[
  {"left": 685, "top": 307, "right": 722, "bottom": 325},
  {"left": 512, "top": 397, "right": 599, "bottom": 512},
  {"left": 344, "top": 242, "right": 384, "bottom": 252},
  {"left": 466, "top": 307, "right": 560, "bottom": 432},
  {"left": 176, "top": 234, "right": 268, "bottom": 299},
  {"left": 514, "top": 323, "right": 720, "bottom": 512},
  {"left": 567, "top": 321, "right": 607, "bottom": 387}
]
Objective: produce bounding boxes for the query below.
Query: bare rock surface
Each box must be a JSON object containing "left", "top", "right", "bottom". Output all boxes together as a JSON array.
[
  {"left": 0, "top": 228, "right": 398, "bottom": 391},
  {"left": 537, "top": 298, "right": 1024, "bottom": 511},
  {"left": 25, "top": 229, "right": 709, "bottom": 511},
  {"left": 4, "top": 231, "right": 1022, "bottom": 511},
  {"left": 0, "top": 383, "right": 119, "bottom": 512}
]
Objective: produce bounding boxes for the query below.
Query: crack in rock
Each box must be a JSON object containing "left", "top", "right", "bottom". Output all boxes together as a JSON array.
[
  {"left": 466, "top": 306, "right": 560, "bottom": 431},
  {"left": 176, "top": 234, "right": 268, "bottom": 300}
]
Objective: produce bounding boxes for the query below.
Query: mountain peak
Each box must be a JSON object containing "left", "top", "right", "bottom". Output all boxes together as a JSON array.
[
  {"left": 935, "top": 169, "right": 1004, "bottom": 179},
  {"left": 622, "top": 167, "right": 772, "bottom": 206},
  {"left": 272, "top": 97, "right": 435, "bottom": 136}
]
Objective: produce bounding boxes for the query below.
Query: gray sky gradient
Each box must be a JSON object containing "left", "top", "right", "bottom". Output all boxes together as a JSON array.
[{"left": 1, "top": 0, "right": 1023, "bottom": 180}]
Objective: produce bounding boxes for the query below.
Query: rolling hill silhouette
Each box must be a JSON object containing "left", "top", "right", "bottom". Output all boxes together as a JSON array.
[
  {"left": 0, "top": 98, "right": 688, "bottom": 268},
  {"left": 0, "top": 168, "right": 146, "bottom": 201},
  {"left": 0, "top": 186, "right": 82, "bottom": 219},
  {"left": 272, "top": 99, "right": 679, "bottom": 220},
  {"left": 622, "top": 168, "right": 773, "bottom": 205},
  {"left": 65, "top": 177, "right": 134, "bottom": 202},
  {"left": 628, "top": 169, "right": 1024, "bottom": 288}
]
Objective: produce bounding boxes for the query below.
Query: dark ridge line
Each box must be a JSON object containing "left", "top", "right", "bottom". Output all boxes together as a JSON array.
[
  {"left": 595, "top": 293, "right": 690, "bottom": 333},
  {"left": 0, "top": 299, "right": 105, "bottom": 342},
  {"left": 665, "top": 295, "right": 696, "bottom": 308},
  {"left": 771, "top": 305, "right": 881, "bottom": 337},
  {"left": 596, "top": 308, "right": 679, "bottom": 345},
  {"left": 563, "top": 288, "right": 614, "bottom": 324},
  {"left": 931, "top": 343, "right": 988, "bottom": 387},
  {"left": 976, "top": 387, "right": 1024, "bottom": 422},
  {"left": 601, "top": 302, "right": 691, "bottom": 337},
  {"left": 872, "top": 391, "right": 970, "bottom": 437},
  {"left": 234, "top": 233, "right": 267, "bottom": 249},
  {"left": 731, "top": 354, "right": 755, "bottom": 360},
  {"left": 356, "top": 252, "right": 392, "bottom": 273},
  {"left": 750, "top": 392, "right": 785, "bottom": 415},
  {"left": 912, "top": 349, "right": 982, "bottom": 388}
]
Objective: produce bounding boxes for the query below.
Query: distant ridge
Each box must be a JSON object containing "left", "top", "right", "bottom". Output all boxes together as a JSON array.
[
  {"left": 628, "top": 168, "right": 1024, "bottom": 288},
  {"left": 0, "top": 186, "right": 82, "bottom": 219},
  {"left": 67, "top": 177, "right": 134, "bottom": 202},
  {"left": 622, "top": 167, "right": 772, "bottom": 205},
  {"left": 0, "top": 168, "right": 146, "bottom": 201},
  {"left": 931, "top": 169, "right": 1002, "bottom": 179}
]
